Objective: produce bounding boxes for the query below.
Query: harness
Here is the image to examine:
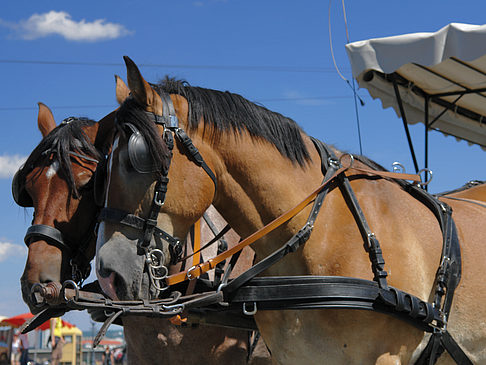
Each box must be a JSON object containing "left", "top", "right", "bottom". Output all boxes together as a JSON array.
[
  {"left": 25, "top": 95, "right": 473, "bottom": 364},
  {"left": 12, "top": 117, "right": 99, "bottom": 286},
  {"left": 98, "top": 92, "right": 217, "bottom": 297}
]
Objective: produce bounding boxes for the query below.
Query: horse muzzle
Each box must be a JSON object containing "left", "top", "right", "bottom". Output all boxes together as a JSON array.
[{"left": 96, "top": 231, "right": 148, "bottom": 301}]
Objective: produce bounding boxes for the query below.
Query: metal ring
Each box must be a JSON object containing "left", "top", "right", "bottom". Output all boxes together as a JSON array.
[
  {"left": 392, "top": 162, "right": 406, "bottom": 173},
  {"left": 150, "top": 265, "right": 169, "bottom": 280},
  {"left": 339, "top": 153, "right": 354, "bottom": 169},
  {"left": 148, "top": 249, "right": 166, "bottom": 270},
  {"left": 61, "top": 280, "right": 79, "bottom": 302},
  {"left": 418, "top": 168, "right": 433, "bottom": 186}
]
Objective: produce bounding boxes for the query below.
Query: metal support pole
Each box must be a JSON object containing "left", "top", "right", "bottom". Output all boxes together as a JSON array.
[
  {"left": 392, "top": 79, "right": 419, "bottom": 173},
  {"left": 91, "top": 321, "right": 95, "bottom": 365},
  {"left": 424, "top": 96, "right": 429, "bottom": 191}
]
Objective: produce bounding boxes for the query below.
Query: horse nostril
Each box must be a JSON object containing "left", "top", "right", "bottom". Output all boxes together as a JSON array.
[
  {"left": 97, "top": 270, "right": 121, "bottom": 301},
  {"left": 98, "top": 265, "right": 113, "bottom": 279}
]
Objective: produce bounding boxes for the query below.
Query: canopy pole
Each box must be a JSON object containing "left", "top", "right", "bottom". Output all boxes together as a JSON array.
[
  {"left": 392, "top": 79, "right": 419, "bottom": 173},
  {"left": 424, "top": 95, "right": 429, "bottom": 191}
]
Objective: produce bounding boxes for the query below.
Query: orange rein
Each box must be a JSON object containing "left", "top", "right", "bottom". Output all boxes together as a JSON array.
[{"left": 166, "top": 158, "right": 421, "bottom": 286}]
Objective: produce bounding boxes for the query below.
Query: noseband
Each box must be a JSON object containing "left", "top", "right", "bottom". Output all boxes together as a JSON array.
[{"left": 98, "top": 92, "right": 217, "bottom": 296}]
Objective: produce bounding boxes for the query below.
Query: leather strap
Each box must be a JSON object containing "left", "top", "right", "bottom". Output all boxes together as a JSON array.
[
  {"left": 192, "top": 219, "right": 201, "bottom": 267},
  {"left": 99, "top": 207, "right": 181, "bottom": 249},
  {"left": 440, "top": 195, "right": 486, "bottom": 209},
  {"left": 166, "top": 163, "right": 348, "bottom": 285},
  {"left": 167, "top": 154, "right": 421, "bottom": 286},
  {"left": 25, "top": 224, "right": 71, "bottom": 254}
]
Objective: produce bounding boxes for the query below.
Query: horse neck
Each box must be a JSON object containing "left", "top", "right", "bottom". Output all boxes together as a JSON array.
[{"left": 210, "top": 131, "right": 324, "bottom": 259}]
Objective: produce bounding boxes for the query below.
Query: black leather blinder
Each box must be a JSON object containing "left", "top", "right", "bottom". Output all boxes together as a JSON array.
[
  {"left": 126, "top": 123, "right": 157, "bottom": 174},
  {"left": 12, "top": 169, "right": 33, "bottom": 207}
]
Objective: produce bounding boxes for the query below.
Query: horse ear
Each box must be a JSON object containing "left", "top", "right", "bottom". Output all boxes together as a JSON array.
[
  {"left": 94, "top": 110, "right": 117, "bottom": 150},
  {"left": 115, "top": 75, "right": 130, "bottom": 105},
  {"left": 37, "top": 102, "right": 56, "bottom": 137},
  {"left": 123, "top": 56, "right": 163, "bottom": 115}
]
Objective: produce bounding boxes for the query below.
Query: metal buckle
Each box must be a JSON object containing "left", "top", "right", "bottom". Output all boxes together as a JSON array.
[
  {"left": 186, "top": 265, "right": 199, "bottom": 281},
  {"left": 61, "top": 117, "right": 76, "bottom": 125},
  {"left": 154, "top": 190, "right": 165, "bottom": 207},
  {"left": 242, "top": 302, "right": 257, "bottom": 316},
  {"left": 167, "top": 115, "right": 179, "bottom": 129},
  {"left": 327, "top": 157, "right": 340, "bottom": 169}
]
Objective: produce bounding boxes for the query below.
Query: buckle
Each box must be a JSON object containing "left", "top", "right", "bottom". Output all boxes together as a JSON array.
[{"left": 186, "top": 265, "right": 199, "bottom": 281}]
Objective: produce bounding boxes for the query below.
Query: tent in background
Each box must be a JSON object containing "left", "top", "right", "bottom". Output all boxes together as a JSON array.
[{"left": 0, "top": 313, "right": 74, "bottom": 331}]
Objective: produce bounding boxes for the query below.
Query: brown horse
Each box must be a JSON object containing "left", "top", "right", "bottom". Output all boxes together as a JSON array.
[
  {"left": 95, "top": 57, "right": 486, "bottom": 364},
  {"left": 439, "top": 180, "right": 486, "bottom": 205},
  {"left": 15, "top": 103, "right": 270, "bottom": 364}
]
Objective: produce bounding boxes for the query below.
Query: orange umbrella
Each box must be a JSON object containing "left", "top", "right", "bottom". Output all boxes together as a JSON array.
[{"left": 0, "top": 313, "right": 74, "bottom": 331}]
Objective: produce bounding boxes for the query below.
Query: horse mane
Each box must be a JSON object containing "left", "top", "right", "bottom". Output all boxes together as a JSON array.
[
  {"left": 153, "top": 77, "right": 311, "bottom": 166},
  {"left": 19, "top": 117, "right": 100, "bottom": 199}
]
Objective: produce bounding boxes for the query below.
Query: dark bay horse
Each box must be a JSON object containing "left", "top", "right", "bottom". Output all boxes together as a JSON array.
[
  {"left": 95, "top": 57, "right": 486, "bottom": 364},
  {"left": 14, "top": 103, "right": 270, "bottom": 364}
]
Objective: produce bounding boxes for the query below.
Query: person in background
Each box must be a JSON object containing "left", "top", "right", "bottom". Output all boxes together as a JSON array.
[
  {"left": 18, "top": 333, "right": 28, "bottom": 365},
  {"left": 101, "top": 347, "right": 114, "bottom": 365},
  {"left": 10, "top": 332, "right": 20, "bottom": 365},
  {"left": 50, "top": 317, "right": 65, "bottom": 365}
]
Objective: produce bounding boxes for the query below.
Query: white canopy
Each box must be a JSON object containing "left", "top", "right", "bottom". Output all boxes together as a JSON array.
[{"left": 345, "top": 23, "right": 486, "bottom": 149}]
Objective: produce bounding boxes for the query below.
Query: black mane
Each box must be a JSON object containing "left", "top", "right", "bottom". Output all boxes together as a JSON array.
[
  {"left": 19, "top": 117, "right": 100, "bottom": 199},
  {"left": 152, "top": 77, "right": 311, "bottom": 165}
]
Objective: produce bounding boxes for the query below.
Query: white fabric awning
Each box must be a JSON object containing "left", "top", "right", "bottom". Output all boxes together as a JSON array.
[{"left": 345, "top": 23, "right": 486, "bottom": 149}]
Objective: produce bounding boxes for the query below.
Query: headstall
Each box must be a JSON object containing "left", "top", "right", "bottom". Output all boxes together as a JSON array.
[
  {"left": 98, "top": 92, "right": 217, "bottom": 297},
  {"left": 13, "top": 117, "right": 100, "bottom": 286}
]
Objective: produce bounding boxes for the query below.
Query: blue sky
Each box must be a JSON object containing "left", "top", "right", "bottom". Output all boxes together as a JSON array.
[{"left": 1, "top": 1, "right": 486, "bottom": 331}]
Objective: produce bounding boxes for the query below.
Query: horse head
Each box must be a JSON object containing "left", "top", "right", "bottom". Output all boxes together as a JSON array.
[
  {"left": 15, "top": 103, "right": 115, "bottom": 312},
  {"left": 96, "top": 57, "right": 217, "bottom": 300}
]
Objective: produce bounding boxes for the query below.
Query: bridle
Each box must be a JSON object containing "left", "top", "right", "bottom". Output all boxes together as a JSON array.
[
  {"left": 98, "top": 92, "right": 217, "bottom": 296},
  {"left": 13, "top": 117, "right": 101, "bottom": 288}
]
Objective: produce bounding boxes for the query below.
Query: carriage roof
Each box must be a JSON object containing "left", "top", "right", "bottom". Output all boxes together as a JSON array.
[{"left": 346, "top": 23, "right": 486, "bottom": 167}]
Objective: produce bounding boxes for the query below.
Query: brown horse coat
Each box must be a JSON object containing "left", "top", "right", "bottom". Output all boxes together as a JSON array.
[{"left": 96, "top": 57, "right": 486, "bottom": 364}]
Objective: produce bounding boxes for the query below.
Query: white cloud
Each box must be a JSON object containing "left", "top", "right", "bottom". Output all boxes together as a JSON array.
[
  {"left": 0, "top": 154, "right": 26, "bottom": 179},
  {"left": 1, "top": 11, "right": 132, "bottom": 42},
  {"left": 0, "top": 242, "right": 26, "bottom": 262}
]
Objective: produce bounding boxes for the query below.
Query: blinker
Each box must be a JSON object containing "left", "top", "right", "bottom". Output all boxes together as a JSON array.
[
  {"left": 12, "top": 169, "right": 33, "bottom": 207},
  {"left": 125, "top": 123, "right": 158, "bottom": 174}
]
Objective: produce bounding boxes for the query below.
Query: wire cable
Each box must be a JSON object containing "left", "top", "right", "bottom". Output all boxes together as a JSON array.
[
  {"left": 0, "top": 95, "right": 361, "bottom": 112},
  {"left": 0, "top": 59, "right": 347, "bottom": 74},
  {"left": 328, "top": 0, "right": 364, "bottom": 154}
]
